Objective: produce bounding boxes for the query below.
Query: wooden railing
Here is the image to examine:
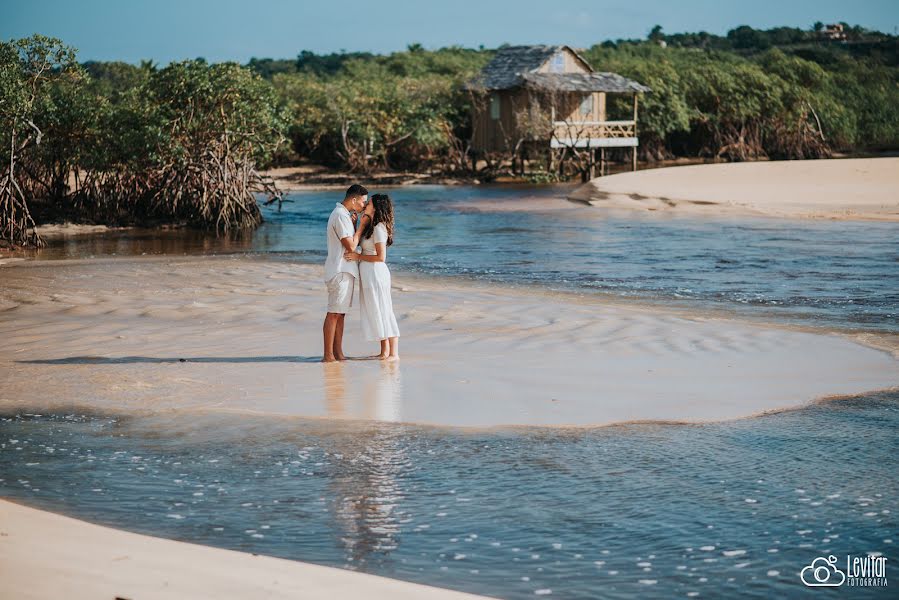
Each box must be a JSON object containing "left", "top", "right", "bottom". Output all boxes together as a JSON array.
[{"left": 552, "top": 120, "right": 636, "bottom": 140}]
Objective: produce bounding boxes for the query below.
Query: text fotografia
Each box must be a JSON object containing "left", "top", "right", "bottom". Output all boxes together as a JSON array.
[
  {"left": 800, "top": 554, "right": 888, "bottom": 588},
  {"left": 846, "top": 555, "right": 889, "bottom": 588}
]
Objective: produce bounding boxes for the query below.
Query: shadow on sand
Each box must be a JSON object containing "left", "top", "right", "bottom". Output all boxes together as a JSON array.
[{"left": 19, "top": 356, "right": 324, "bottom": 364}]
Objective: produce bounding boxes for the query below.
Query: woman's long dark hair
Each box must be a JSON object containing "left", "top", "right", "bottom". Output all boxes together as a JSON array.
[{"left": 362, "top": 193, "right": 395, "bottom": 246}]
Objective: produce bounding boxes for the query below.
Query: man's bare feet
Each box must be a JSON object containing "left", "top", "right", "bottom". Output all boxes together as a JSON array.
[
  {"left": 322, "top": 355, "right": 338, "bottom": 363},
  {"left": 386, "top": 355, "right": 400, "bottom": 362},
  {"left": 335, "top": 353, "right": 348, "bottom": 361}
]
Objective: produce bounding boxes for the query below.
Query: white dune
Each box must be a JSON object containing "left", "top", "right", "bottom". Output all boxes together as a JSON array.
[
  {"left": 569, "top": 158, "right": 899, "bottom": 221},
  {"left": 0, "top": 500, "right": 486, "bottom": 600}
]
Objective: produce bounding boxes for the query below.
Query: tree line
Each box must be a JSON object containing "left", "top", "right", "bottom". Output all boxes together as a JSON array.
[
  {"left": 2, "top": 24, "right": 898, "bottom": 246},
  {"left": 2, "top": 35, "right": 284, "bottom": 247}
]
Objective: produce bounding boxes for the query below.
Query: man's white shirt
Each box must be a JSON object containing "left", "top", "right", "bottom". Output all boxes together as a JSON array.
[{"left": 324, "top": 203, "right": 360, "bottom": 282}]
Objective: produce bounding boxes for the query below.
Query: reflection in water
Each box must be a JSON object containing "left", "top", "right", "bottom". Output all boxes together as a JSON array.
[
  {"left": 322, "top": 362, "right": 347, "bottom": 418},
  {"left": 367, "top": 361, "right": 403, "bottom": 423},
  {"left": 329, "top": 362, "right": 408, "bottom": 568},
  {"left": 330, "top": 425, "right": 410, "bottom": 569},
  {"left": 325, "top": 361, "right": 411, "bottom": 569},
  {"left": 322, "top": 360, "right": 404, "bottom": 423},
  {"left": 318, "top": 360, "right": 408, "bottom": 566}
]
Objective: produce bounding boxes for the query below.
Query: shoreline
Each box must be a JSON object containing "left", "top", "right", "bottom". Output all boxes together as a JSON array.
[
  {"left": 569, "top": 157, "right": 899, "bottom": 221},
  {"left": 5, "top": 383, "right": 894, "bottom": 436},
  {"left": 262, "top": 154, "right": 899, "bottom": 195},
  {"left": 2, "top": 158, "right": 894, "bottom": 245},
  {"left": 0, "top": 499, "right": 487, "bottom": 600},
  {"left": 263, "top": 165, "right": 480, "bottom": 191},
  {"left": 1, "top": 254, "right": 896, "bottom": 429}
]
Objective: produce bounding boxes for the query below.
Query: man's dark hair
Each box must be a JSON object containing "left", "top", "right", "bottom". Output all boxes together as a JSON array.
[{"left": 345, "top": 184, "right": 368, "bottom": 199}]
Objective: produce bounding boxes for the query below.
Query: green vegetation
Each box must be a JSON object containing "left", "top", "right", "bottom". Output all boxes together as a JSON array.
[
  {"left": 1, "top": 35, "right": 81, "bottom": 247},
  {"left": 2, "top": 36, "right": 286, "bottom": 247},
  {"left": 583, "top": 29, "right": 899, "bottom": 161},
  {"left": 271, "top": 46, "right": 487, "bottom": 172},
  {"left": 264, "top": 24, "right": 898, "bottom": 167},
  {"left": 70, "top": 58, "right": 286, "bottom": 232},
  {"left": 1, "top": 24, "right": 897, "bottom": 246}
]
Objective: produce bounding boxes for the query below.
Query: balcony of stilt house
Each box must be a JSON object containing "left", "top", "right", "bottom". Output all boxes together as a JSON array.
[{"left": 466, "top": 45, "right": 650, "bottom": 180}]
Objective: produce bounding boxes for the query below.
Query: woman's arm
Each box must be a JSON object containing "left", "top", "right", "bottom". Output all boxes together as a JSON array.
[
  {"left": 338, "top": 214, "right": 372, "bottom": 252},
  {"left": 345, "top": 242, "right": 386, "bottom": 263},
  {"left": 341, "top": 203, "right": 375, "bottom": 251},
  {"left": 351, "top": 213, "right": 372, "bottom": 248}
]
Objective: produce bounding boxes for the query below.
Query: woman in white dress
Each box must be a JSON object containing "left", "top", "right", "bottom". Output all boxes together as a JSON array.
[{"left": 344, "top": 194, "right": 400, "bottom": 360}]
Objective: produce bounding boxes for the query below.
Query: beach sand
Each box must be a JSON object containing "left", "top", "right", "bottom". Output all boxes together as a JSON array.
[
  {"left": 2, "top": 254, "right": 897, "bottom": 599},
  {"left": 0, "top": 499, "right": 487, "bottom": 600},
  {"left": 568, "top": 158, "right": 899, "bottom": 221},
  {"left": 1, "top": 256, "right": 896, "bottom": 429}
]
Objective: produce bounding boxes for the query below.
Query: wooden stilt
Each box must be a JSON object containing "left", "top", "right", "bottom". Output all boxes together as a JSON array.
[{"left": 632, "top": 93, "right": 640, "bottom": 173}]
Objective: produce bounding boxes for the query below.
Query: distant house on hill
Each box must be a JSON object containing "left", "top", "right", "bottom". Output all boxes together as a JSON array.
[
  {"left": 821, "top": 23, "right": 848, "bottom": 41},
  {"left": 466, "top": 45, "right": 650, "bottom": 176}
]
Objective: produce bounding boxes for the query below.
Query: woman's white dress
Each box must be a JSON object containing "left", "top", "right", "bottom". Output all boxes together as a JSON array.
[{"left": 359, "top": 223, "right": 400, "bottom": 341}]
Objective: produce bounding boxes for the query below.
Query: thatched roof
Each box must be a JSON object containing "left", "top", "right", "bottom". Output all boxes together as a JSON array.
[
  {"left": 467, "top": 44, "right": 650, "bottom": 94},
  {"left": 523, "top": 72, "right": 651, "bottom": 93}
]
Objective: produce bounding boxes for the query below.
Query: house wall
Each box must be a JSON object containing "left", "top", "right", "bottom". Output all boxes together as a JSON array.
[
  {"left": 536, "top": 48, "right": 591, "bottom": 74},
  {"left": 556, "top": 92, "right": 607, "bottom": 123},
  {"left": 472, "top": 89, "right": 534, "bottom": 152},
  {"left": 473, "top": 89, "right": 614, "bottom": 151}
]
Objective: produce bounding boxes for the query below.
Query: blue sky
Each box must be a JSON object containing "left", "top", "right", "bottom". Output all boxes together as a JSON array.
[{"left": 5, "top": 0, "right": 899, "bottom": 64}]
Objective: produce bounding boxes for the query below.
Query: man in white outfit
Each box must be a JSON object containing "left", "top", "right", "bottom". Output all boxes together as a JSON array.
[{"left": 323, "top": 184, "right": 372, "bottom": 362}]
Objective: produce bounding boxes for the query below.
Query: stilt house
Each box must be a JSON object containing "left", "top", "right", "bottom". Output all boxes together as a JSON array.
[{"left": 467, "top": 45, "right": 650, "bottom": 173}]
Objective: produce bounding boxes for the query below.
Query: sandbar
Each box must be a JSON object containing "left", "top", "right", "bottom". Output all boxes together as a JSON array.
[
  {"left": 1, "top": 256, "right": 895, "bottom": 429},
  {"left": 568, "top": 158, "right": 899, "bottom": 221}
]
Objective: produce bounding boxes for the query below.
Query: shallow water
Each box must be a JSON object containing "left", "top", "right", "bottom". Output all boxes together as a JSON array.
[
  {"left": 27, "top": 185, "right": 899, "bottom": 334},
  {"left": 8, "top": 185, "right": 898, "bottom": 597},
  {"left": 2, "top": 392, "right": 897, "bottom": 599}
]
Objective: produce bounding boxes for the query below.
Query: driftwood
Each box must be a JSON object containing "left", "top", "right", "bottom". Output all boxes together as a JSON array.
[{"left": 71, "top": 138, "right": 281, "bottom": 232}]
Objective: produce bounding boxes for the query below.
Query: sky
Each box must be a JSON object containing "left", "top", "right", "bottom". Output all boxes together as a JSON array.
[{"left": 4, "top": 0, "right": 899, "bottom": 64}]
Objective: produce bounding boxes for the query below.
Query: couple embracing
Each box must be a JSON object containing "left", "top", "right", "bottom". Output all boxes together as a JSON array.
[{"left": 322, "top": 184, "right": 400, "bottom": 362}]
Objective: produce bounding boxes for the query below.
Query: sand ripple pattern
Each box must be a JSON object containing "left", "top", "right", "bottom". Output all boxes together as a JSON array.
[{"left": 1, "top": 256, "right": 896, "bottom": 427}]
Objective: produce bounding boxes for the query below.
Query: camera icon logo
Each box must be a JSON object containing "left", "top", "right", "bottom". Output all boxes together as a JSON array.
[{"left": 800, "top": 555, "right": 846, "bottom": 587}]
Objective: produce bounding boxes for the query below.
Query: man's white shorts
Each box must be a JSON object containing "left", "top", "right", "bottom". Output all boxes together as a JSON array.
[{"left": 326, "top": 272, "right": 355, "bottom": 313}]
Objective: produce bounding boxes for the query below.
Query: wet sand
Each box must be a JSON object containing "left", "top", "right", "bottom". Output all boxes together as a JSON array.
[
  {"left": 1, "top": 255, "right": 896, "bottom": 428},
  {"left": 0, "top": 500, "right": 487, "bottom": 600},
  {"left": 2, "top": 254, "right": 897, "bottom": 599},
  {"left": 569, "top": 158, "right": 899, "bottom": 221}
]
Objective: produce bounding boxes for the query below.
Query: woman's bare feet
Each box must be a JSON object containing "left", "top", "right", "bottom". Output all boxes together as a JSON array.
[{"left": 386, "top": 337, "right": 399, "bottom": 361}]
